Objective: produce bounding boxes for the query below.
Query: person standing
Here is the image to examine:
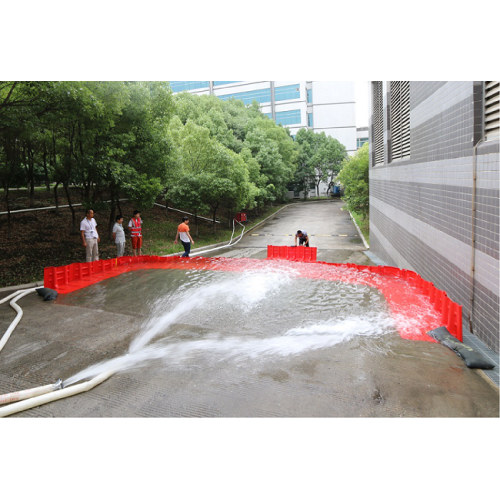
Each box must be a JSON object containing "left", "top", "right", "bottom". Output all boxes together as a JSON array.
[
  {"left": 112, "top": 215, "right": 126, "bottom": 257},
  {"left": 295, "top": 230, "right": 310, "bottom": 247},
  {"left": 80, "top": 209, "right": 100, "bottom": 262},
  {"left": 174, "top": 216, "right": 195, "bottom": 257},
  {"left": 128, "top": 210, "right": 143, "bottom": 257}
]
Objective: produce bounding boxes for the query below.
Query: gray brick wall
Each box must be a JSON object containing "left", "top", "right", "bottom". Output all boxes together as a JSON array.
[{"left": 369, "top": 81, "right": 499, "bottom": 352}]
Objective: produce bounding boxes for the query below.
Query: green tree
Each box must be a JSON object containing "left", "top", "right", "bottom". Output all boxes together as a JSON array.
[
  {"left": 336, "top": 142, "right": 369, "bottom": 219},
  {"left": 294, "top": 129, "right": 347, "bottom": 198}
]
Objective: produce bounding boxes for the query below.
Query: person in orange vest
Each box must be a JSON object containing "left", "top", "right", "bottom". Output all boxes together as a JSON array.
[
  {"left": 174, "top": 216, "right": 195, "bottom": 257},
  {"left": 128, "top": 210, "right": 143, "bottom": 256}
]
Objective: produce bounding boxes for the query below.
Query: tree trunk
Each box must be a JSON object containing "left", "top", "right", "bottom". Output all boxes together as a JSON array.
[
  {"left": 108, "top": 192, "right": 117, "bottom": 240},
  {"left": 42, "top": 149, "right": 50, "bottom": 191},
  {"left": 212, "top": 203, "right": 219, "bottom": 233},
  {"left": 54, "top": 182, "right": 60, "bottom": 212},
  {"left": 63, "top": 181, "right": 77, "bottom": 233},
  {"left": 5, "top": 186, "right": 11, "bottom": 237}
]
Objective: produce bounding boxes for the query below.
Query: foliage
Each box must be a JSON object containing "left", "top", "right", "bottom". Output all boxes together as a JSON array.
[
  {"left": 336, "top": 142, "right": 369, "bottom": 220},
  {"left": 293, "top": 129, "right": 347, "bottom": 198}
]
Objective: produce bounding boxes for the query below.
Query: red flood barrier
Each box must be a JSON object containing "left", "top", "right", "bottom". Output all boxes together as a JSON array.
[
  {"left": 44, "top": 250, "right": 463, "bottom": 343},
  {"left": 265, "top": 246, "right": 462, "bottom": 341},
  {"left": 267, "top": 245, "right": 317, "bottom": 262}
]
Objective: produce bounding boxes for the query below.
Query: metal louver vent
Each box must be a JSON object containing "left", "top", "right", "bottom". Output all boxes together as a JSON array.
[
  {"left": 485, "top": 81, "right": 499, "bottom": 139},
  {"left": 373, "top": 82, "right": 384, "bottom": 165},
  {"left": 390, "top": 81, "right": 410, "bottom": 161}
]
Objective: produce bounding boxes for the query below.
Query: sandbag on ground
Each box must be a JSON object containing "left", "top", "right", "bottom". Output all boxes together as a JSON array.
[
  {"left": 427, "top": 326, "right": 495, "bottom": 369},
  {"left": 36, "top": 288, "right": 58, "bottom": 301}
]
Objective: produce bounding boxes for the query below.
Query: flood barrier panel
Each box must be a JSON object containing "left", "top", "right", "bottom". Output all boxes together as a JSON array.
[{"left": 44, "top": 250, "right": 463, "bottom": 342}]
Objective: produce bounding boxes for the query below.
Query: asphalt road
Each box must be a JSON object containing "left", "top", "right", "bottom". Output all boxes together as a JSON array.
[{"left": 0, "top": 200, "right": 498, "bottom": 417}]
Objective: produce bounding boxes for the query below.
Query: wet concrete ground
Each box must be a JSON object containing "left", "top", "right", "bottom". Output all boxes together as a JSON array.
[{"left": 0, "top": 200, "right": 498, "bottom": 417}]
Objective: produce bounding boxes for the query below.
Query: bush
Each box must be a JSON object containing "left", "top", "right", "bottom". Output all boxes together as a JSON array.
[{"left": 336, "top": 143, "right": 369, "bottom": 220}]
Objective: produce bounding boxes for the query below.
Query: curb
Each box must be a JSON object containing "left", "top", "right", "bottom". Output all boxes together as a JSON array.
[{"left": 348, "top": 210, "right": 369, "bottom": 249}]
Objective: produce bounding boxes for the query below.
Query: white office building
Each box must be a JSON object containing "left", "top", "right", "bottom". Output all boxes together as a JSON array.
[{"left": 168, "top": 81, "right": 357, "bottom": 154}]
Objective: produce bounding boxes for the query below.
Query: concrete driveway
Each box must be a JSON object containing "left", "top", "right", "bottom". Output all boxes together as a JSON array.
[{"left": 0, "top": 200, "right": 498, "bottom": 417}]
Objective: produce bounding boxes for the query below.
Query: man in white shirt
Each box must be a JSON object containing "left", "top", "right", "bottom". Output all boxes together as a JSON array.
[{"left": 80, "top": 209, "right": 100, "bottom": 262}]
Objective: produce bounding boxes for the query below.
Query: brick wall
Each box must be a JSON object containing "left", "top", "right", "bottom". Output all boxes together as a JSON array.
[{"left": 369, "top": 81, "right": 499, "bottom": 352}]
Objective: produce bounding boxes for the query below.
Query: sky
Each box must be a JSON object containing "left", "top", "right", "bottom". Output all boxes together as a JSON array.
[{"left": 355, "top": 81, "right": 370, "bottom": 128}]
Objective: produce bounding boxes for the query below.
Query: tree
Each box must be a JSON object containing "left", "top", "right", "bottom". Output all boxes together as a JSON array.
[
  {"left": 293, "top": 129, "right": 347, "bottom": 198},
  {"left": 336, "top": 142, "right": 369, "bottom": 219},
  {"left": 167, "top": 117, "right": 256, "bottom": 233}
]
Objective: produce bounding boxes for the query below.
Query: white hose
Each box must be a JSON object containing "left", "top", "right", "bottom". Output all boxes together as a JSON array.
[
  {"left": 0, "top": 381, "right": 61, "bottom": 405},
  {"left": 0, "top": 371, "right": 114, "bottom": 418},
  {"left": 190, "top": 218, "right": 246, "bottom": 257},
  {"left": 0, "top": 288, "right": 40, "bottom": 353}
]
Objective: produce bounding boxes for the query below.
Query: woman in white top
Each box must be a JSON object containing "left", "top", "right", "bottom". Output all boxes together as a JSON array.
[{"left": 112, "top": 215, "right": 126, "bottom": 257}]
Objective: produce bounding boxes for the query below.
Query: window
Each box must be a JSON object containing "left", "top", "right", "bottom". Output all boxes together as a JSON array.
[
  {"left": 275, "top": 110, "right": 301, "bottom": 126},
  {"left": 484, "top": 81, "right": 499, "bottom": 139},
  {"left": 357, "top": 138, "right": 368, "bottom": 148},
  {"left": 213, "top": 81, "right": 242, "bottom": 86},
  {"left": 307, "top": 89, "right": 312, "bottom": 103},
  {"left": 307, "top": 113, "right": 313, "bottom": 127},
  {"left": 169, "top": 81, "right": 210, "bottom": 92},
  {"left": 218, "top": 88, "right": 271, "bottom": 105},
  {"left": 372, "top": 82, "right": 384, "bottom": 165},
  {"left": 389, "top": 81, "right": 410, "bottom": 161},
  {"left": 263, "top": 113, "right": 273, "bottom": 119},
  {"left": 274, "top": 84, "right": 300, "bottom": 102}
]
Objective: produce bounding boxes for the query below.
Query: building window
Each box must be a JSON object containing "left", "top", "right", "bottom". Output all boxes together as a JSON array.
[
  {"left": 275, "top": 110, "right": 301, "bottom": 126},
  {"left": 357, "top": 138, "right": 368, "bottom": 148},
  {"left": 218, "top": 88, "right": 271, "bottom": 105},
  {"left": 372, "top": 82, "right": 384, "bottom": 165},
  {"left": 307, "top": 113, "right": 313, "bottom": 127},
  {"left": 307, "top": 89, "right": 312, "bottom": 103},
  {"left": 274, "top": 84, "right": 300, "bottom": 102},
  {"left": 263, "top": 113, "right": 273, "bottom": 119},
  {"left": 389, "top": 81, "right": 411, "bottom": 161},
  {"left": 213, "top": 81, "right": 242, "bottom": 86},
  {"left": 484, "top": 81, "right": 499, "bottom": 140},
  {"left": 169, "top": 81, "right": 210, "bottom": 92}
]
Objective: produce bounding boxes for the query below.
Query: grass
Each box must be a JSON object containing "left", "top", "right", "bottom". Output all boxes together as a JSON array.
[
  {"left": 350, "top": 210, "right": 370, "bottom": 245},
  {"left": 0, "top": 194, "right": 290, "bottom": 287}
]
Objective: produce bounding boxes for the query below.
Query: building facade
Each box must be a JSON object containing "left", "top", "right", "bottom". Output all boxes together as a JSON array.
[{"left": 369, "top": 81, "right": 499, "bottom": 351}]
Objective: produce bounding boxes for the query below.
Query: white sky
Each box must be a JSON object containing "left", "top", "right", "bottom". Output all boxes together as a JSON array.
[{"left": 355, "top": 81, "right": 370, "bottom": 128}]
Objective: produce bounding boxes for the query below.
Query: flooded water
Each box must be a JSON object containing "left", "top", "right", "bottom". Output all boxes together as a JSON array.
[{"left": 60, "top": 267, "right": 400, "bottom": 386}]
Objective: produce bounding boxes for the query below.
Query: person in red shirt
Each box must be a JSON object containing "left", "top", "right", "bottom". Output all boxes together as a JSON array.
[
  {"left": 174, "top": 216, "right": 195, "bottom": 257},
  {"left": 128, "top": 210, "right": 143, "bottom": 256}
]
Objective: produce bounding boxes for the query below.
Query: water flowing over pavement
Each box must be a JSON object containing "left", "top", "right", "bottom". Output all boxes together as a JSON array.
[{"left": 0, "top": 200, "right": 498, "bottom": 417}]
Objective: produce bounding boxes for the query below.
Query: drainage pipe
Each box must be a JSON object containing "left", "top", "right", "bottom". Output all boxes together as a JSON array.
[
  {"left": 0, "top": 379, "right": 62, "bottom": 405},
  {"left": 0, "top": 288, "right": 40, "bottom": 354},
  {"left": 469, "top": 137, "right": 485, "bottom": 333},
  {"left": 0, "top": 370, "right": 114, "bottom": 418}
]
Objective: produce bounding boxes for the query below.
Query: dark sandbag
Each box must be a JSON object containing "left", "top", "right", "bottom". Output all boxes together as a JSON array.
[
  {"left": 36, "top": 288, "right": 58, "bottom": 301},
  {"left": 427, "top": 326, "right": 495, "bottom": 370}
]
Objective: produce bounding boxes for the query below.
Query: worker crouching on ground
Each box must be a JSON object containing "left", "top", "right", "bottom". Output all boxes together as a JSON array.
[
  {"left": 174, "top": 216, "right": 195, "bottom": 257},
  {"left": 295, "top": 230, "right": 310, "bottom": 247},
  {"left": 128, "top": 210, "right": 143, "bottom": 256}
]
